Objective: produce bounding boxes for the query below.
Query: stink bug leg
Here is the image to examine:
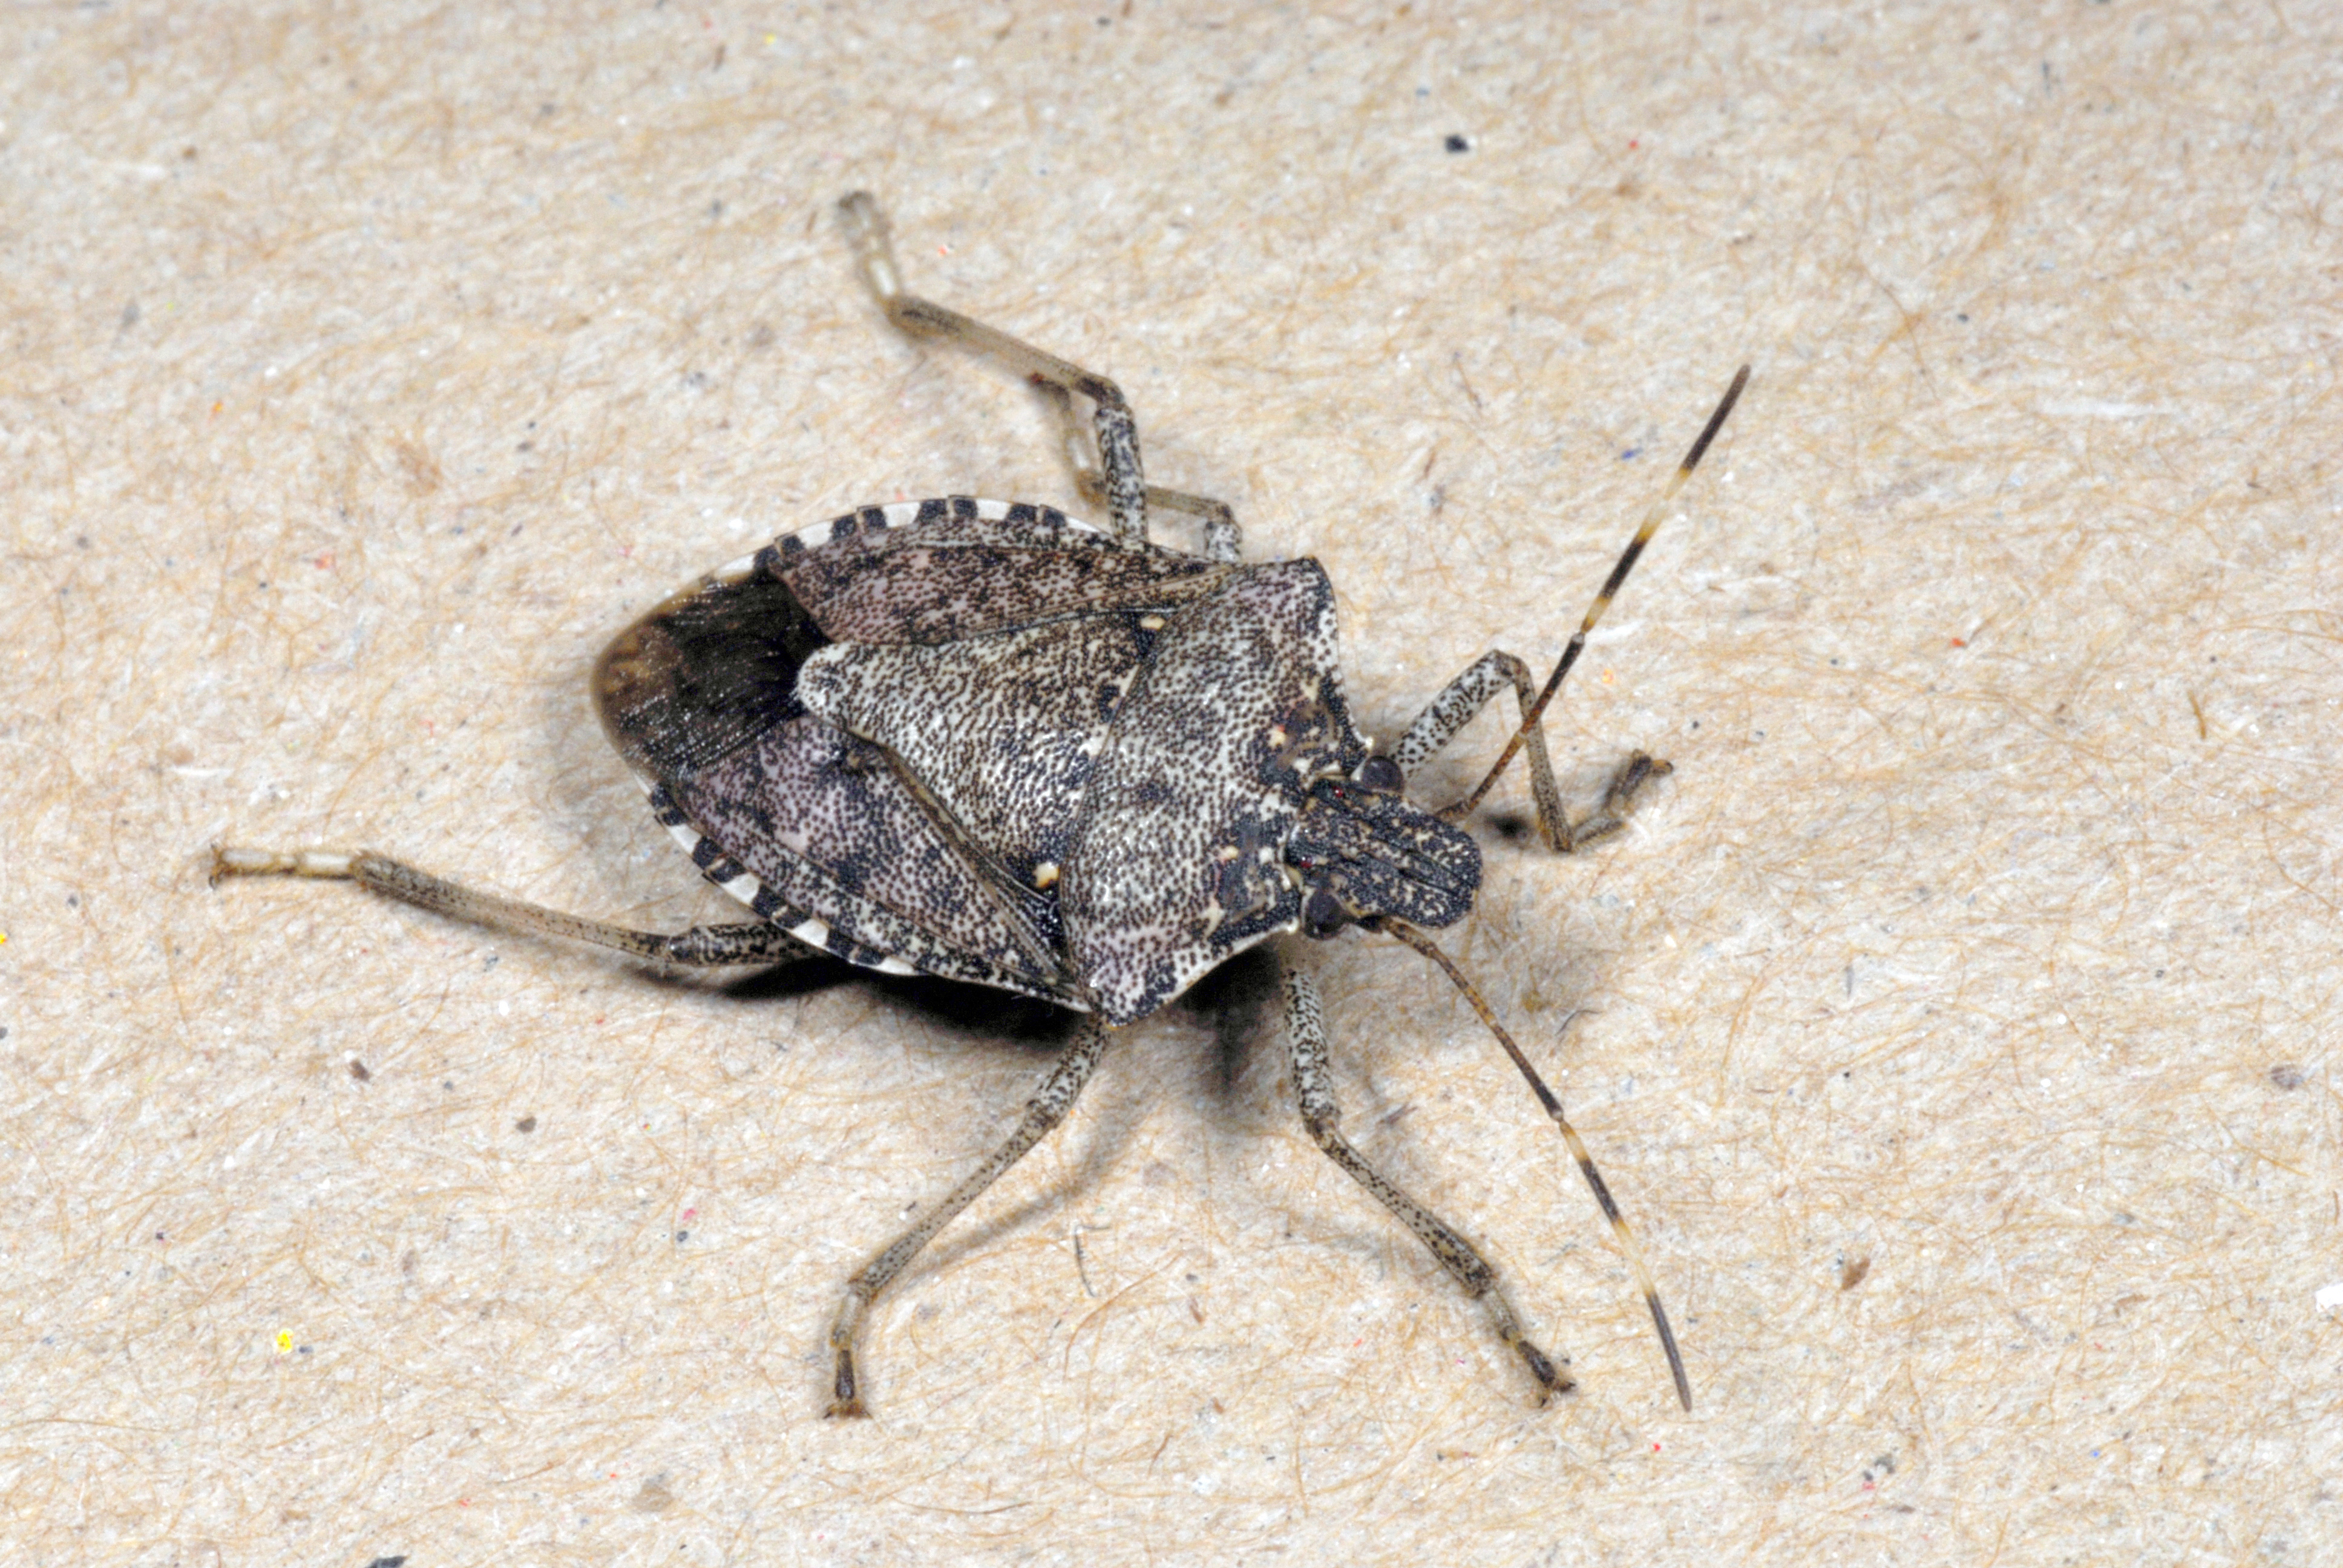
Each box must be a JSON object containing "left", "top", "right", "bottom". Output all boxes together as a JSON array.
[
  {"left": 838, "top": 191, "right": 1243, "bottom": 564},
  {"left": 207, "top": 846, "right": 825, "bottom": 972},
  {"left": 825, "top": 1016, "right": 1112, "bottom": 1419},
  {"left": 1279, "top": 962, "right": 1570, "bottom": 1399}
]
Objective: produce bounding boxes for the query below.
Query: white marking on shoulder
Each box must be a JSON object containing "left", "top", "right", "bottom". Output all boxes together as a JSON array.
[
  {"left": 974, "top": 497, "right": 1011, "bottom": 520},
  {"left": 711, "top": 552, "right": 761, "bottom": 584},
  {"left": 790, "top": 916, "right": 831, "bottom": 948},
  {"left": 882, "top": 500, "right": 920, "bottom": 528}
]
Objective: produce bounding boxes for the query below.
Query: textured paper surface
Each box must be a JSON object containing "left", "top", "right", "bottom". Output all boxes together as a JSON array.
[{"left": 5, "top": 5, "right": 2338, "bottom": 1564}]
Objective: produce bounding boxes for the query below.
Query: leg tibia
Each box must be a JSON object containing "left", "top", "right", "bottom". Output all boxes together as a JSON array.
[
  {"left": 1392, "top": 652, "right": 1567, "bottom": 851},
  {"left": 1280, "top": 962, "right": 1569, "bottom": 1400},
  {"left": 210, "top": 846, "right": 821, "bottom": 970},
  {"left": 839, "top": 191, "right": 1152, "bottom": 546},
  {"left": 1392, "top": 649, "right": 1674, "bottom": 852},
  {"left": 825, "top": 1017, "right": 1112, "bottom": 1418}
]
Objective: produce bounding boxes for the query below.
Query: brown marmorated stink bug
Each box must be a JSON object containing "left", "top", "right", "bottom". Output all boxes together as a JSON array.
[{"left": 214, "top": 192, "right": 1747, "bottom": 1417}]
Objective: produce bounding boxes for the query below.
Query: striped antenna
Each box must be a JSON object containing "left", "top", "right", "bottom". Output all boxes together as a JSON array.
[
  {"left": 1377, "top": 917, "right": 1693, "bottom": 1412},
  {"left": 1446, "top": 364, "right": 1750, "bottom": 825}
]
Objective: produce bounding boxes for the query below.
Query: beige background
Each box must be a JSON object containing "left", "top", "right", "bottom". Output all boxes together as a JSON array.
[{"left": 5, "top": 4, "right": 2339, "bottom": 1564}]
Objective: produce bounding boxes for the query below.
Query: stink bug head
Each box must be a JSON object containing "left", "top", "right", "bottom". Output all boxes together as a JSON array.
[{"left": 1289, "top": 773, "right": 1481, "bottom": 938}]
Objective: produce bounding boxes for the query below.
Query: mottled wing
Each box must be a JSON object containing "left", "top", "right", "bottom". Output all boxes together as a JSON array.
[
  {"left": 1063, "top": 561, "right": 1368, "bottom": 1023},
  {"left": 796, "top": 612, "right": 1166, "bottom": 921},
  {"left": 592, "top": 503, "right": 1115, "bottom": 1002},
  {"left": 664, "top": 719, "right": 1069, "bottom": 995}
]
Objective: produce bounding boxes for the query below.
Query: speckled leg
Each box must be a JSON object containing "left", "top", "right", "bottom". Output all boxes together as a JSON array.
[
  {"left": 210, "top": 846, "right": 822, "bottom": 971},
  {"left": 1392, "top": 651, "right": 1573, "bottom": 850},
  {"left": 825, "top": 1015, "right": 1112, "bottom": 1419},
  {"left": 1394, "top": 649, "right": 1670, "bottom": 853},
  {"left": 840, "top": 191, "right": 1158, "bottom": 550},
  {"left": 1279, "top": 959, "right": 1570, "bottom": 1403},
  {"left": 1032, "top": 379, "right": 1242, "bottom": 562}
]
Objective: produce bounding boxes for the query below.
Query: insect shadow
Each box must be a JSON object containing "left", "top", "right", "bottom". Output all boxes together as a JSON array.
[
  {"left": 715, "top": 947, "right": 1072, "bottom": 1040},
  {"left": 726, "top": 941, "right": 1284, "bottom": 1113},
  {"left": 888, "top": 946, "right": 1296, "bottom": 1292},
  {"left": 213, "top": 190, "right": 1745, "bottom": 1419},
  {"left": 735, "top": 924, "right": 1288, "bottom": 1114}
]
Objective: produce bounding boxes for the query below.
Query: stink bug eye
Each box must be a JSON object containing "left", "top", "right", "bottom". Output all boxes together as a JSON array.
[
  {"left": 212, "top": 192, "right": 1745, "bottom": 1420},
  {"left": 1302, "top": 884, "right": 1354, "bottom": 939}
]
